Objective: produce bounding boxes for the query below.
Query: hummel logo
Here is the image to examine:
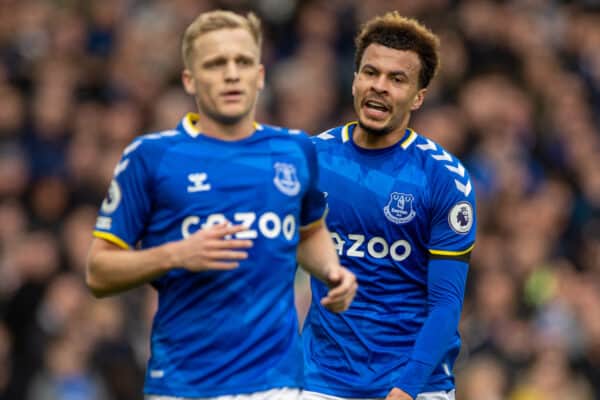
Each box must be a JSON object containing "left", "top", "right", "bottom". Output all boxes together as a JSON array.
[{"left": 187, "top": 173, "right": 211, "bottom": 192}]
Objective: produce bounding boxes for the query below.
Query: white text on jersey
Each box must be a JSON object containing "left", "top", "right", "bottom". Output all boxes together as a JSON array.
[
  {"left": 331, "top": 232, "right": 411, "bottom": 261},
  {"left": 181, "top": 212, "right": 296, "bottom": 241}
]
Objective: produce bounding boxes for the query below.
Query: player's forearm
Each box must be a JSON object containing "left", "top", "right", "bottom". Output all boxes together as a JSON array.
[
  {"left": 393, "top": 303, "right": 461, "bottom": 397},
  {"left": 297, "top": 223, "right": 339, "bottom": 283},
  {"left": 394, "top": 259, "right": 468, "bottom": 397},
  {"left": 86, "top": 239, "right": 177, "bottom": 298}
]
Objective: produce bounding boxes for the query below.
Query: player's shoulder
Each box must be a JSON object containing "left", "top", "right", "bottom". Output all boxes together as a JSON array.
[
  {"left": 122, "top": 129, "right": 183, "bottom": 158},
  {"left": 409, "top": 130, "right": 473, "bottom": 196},
  {"left": 258, "top": 123, "right": 307, "bottom": 138},
  {"left": 310, "top": 124, "right": 347, "bottom": 149},
  {"left": 257, "top": 123, "right": 316, "bottom": 150}
]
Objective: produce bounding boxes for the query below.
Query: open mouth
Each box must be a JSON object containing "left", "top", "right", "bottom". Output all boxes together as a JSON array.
[
  {"left": 221, "top": 90, "right": 244, "bottom": 102},
  {"left": 362, "top": 98, "right": 390, "bottom": 119},
  {"left": 364, "top": 99, "right": 389, "bottom": 112}
]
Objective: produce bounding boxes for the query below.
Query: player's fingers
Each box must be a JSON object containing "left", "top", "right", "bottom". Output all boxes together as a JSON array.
[
  {"left": 207, "top": 250, "right": 248, "bottom": 260},
  {"left": 201, "top": 238, "right": 252, "bottom": 250},
  {"left": 320, "top": 294, "right": 347, "bottom": 310},
  {"left": 320, "top": 296, "right": 334, "bottom": 306},
  {"left": 321, "top": 295, "right": 344, "bottom": 307},
  {"left": 203, "top": 223, "right": 246, "bottom": 237},
  {"left": 196, "top": 239, "right": 221, "bottom": 249},
  {"left": 221, "top": 239, "right": 253, "bottom": 249},
  {"left": 320, "top": 298, "right": 345, "bottom": 312},
  {"left": 325, "top": 284, "right": 348, "bottom": 299},
  {"left": 321, "top": 280, "right": 357, "bottom": 310},
  {"left": 204, "top": 222, "right": 229, "bottom": 234},
  {"left": 191, "top": 224, "right": 227, "bottom": 240},
  {"left": 324, "top": 296, "right": 353, "bottom": 312},
  {"left": 326, "top": 274, "right": 356, "bottom": 298},
  {"left": 204, "top": 261, "right": 240, "bottom": 270},
  {"left": 223, "top": 224, "right": 250, "bottom": 236}
]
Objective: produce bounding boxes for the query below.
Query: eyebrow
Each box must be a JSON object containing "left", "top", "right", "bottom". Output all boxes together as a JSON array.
[
  {"left": 201, "top": 53, "right": 256, "bottom": 67},
  {"left": 202, "top": 56, "right": 227, "bottom": 67},
  {"left": 390, "top": 71, "right": 409, "bottom": 80},
  {"left": 235, "top": 54, "right": 255, "bottom": 63},
  {"left": 362, "top": 64, "right": 409, "bottom": 79}
]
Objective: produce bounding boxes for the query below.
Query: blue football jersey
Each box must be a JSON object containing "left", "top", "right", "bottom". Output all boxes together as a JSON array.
[
  {"left": 303, "top": 122, "right": 476, "bottom": 397},
  {"left": 93, "top": 113, "right": 326, "bottom": 397}
]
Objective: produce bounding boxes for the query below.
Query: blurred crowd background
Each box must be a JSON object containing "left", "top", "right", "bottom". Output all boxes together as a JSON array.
[{"left": 1, "top": 0, "right": 600, "bottom": 399}]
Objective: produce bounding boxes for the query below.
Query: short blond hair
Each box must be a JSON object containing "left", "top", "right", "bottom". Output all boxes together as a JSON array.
[
  {"left": 355, "top": 11, "right": 440, "bottom": 89},
  {"left": 181, "top": 10, "right": 262, "bottom": 69}
]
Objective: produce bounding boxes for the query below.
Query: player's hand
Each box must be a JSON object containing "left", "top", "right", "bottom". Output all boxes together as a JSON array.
[
  {"left": 385, "top": 388, "right": 413, "bottom": 400},
  {"left": 170, "top": 222, "right": 253, "bottom": 271},
  {"left": 320, "top": 266, "right": 357, "bottom": 312}
]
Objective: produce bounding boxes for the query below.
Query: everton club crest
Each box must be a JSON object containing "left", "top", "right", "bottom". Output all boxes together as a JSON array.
[
  {"left": 384, "top": 192, "right": 416, "bottom": 224},
  {"left": 273, "top": 162, "right": 301, "bottom": 196}
]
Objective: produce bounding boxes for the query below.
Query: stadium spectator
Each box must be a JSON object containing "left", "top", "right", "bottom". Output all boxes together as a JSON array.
[{"left": 1, "top": 1, "right": 599, "bottom": 399}]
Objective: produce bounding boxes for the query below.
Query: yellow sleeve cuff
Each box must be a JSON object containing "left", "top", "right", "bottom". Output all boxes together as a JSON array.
[{"left": 93, "top": 231, "right": 130, "bottom": 249}]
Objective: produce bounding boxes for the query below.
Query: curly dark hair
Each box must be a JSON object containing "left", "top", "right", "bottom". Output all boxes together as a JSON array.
[{"left": 354, "top": 11, "right": 440, "bottom": 89}]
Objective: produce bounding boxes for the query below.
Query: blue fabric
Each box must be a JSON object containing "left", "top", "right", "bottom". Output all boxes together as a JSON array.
[
  {"left": 94, "top": 114, "right": 326, "bottom": 397},
  {"left": 393, "top": 259, "right": 468, "bottom": 398},
  {"left": 303, "top": 122, "right": 476, "bottom": 398}
]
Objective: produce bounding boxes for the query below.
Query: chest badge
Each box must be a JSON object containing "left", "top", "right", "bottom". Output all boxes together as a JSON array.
[
  {"left": 384, "top": 192, "right": 416, "bottom": 224},
  {"left": 273, "top": 162, "right": 301, "bottom": 196}
]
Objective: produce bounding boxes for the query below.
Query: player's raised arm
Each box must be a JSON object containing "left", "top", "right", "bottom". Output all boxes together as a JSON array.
[
  {"left": 86, "top": 223, "right": 252, "bottom": 298},
  {"left": 297, "top": 221, "right": 357, "bottom": 313}
]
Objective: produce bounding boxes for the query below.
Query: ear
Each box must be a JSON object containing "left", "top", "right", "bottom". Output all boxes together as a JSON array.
[
  {"left": 182, "top": 69, "right": 196, "bottom": 95},
  {"left": 257, "top": 64, "right": 265, "bottom": 91},
  {"left": 410, "top": 88, "right": 427, "bottom": 111},
  {"left": 351, "top": 72, "right": 357, "bottom": 97}
]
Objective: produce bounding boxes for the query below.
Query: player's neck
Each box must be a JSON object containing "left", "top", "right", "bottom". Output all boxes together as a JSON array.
[
  {"left": 353, "top": 121, "right": 409, "bottom": 150},
  {"left": 194, "top": 111, "right": 257, "bottom": 141}
]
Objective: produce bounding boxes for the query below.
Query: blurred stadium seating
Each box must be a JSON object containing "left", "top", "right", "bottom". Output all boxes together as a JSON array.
[{"left": 1, "top": 1, "right": 600, "bottom": 399}]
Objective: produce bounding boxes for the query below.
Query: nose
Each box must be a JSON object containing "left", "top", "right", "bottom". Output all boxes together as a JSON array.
[
  {"left": 371, "top": 75, "right": 388, "bottom": 94},
  {"left": 224, "top": 60, "right": 240, "bottom": 83}
]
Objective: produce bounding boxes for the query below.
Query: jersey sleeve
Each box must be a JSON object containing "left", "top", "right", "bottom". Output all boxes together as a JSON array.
[
  {"left": 92, "top": 138, "right": 154, "bottom": 249},
  {"left": 427, "top": 161, "right": 477, "bottom": 261},
  {"left": 297, "top": 132, "right": 327, "bottom": 229},
  {"left": 393, "top": 258, "right": 468, "bottom": 398},
  {"left": 394, "top": 157, "right": 476, "bottom": 397}
]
